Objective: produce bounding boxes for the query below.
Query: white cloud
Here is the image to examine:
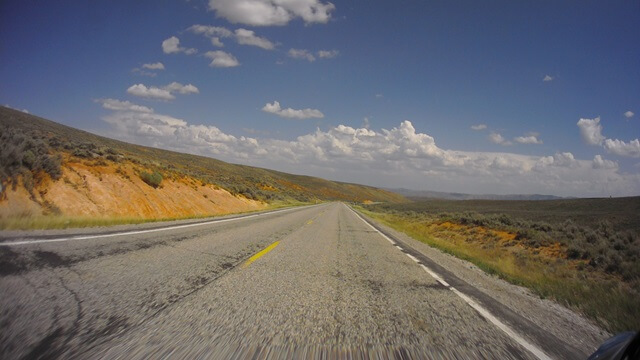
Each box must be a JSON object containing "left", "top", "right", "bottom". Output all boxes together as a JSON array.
[
  {"left": 162, "top": 36, "right": 197, "bottom": 55},
  {"left": 97, "top": 102, "right": 640, "bottom": 197},
  {"left": 211, "top": 37, "right": 225, "bottom": 47},
  {"left": 96, "top": 98, "right": 153, "bottom": 113},
  {"left": 624, "top": 110, "right": 634, "bottom": 119},
  {"left": 205, "top": 51, "right": 240, "bottom": 67},
  {"left": 514, "top": 134, "right": 543, "bottom": 144},
  {"left": 188, "top": 25, "right": 232, "bottom": 47},
  {"left": 577, "top": 117, "right": 605, "bottom": 145},
  {"left": 317, "top": 50, "right": 339, "bottom": 58},
  {"left": 187, "top": 24, "right": 233, "bottom": 38},
  {"left": 489, "top": 132, "right": 512, "bottom": 146},
  {"left": 471, "top": 124, "right": 487, "bottom": 131},
  {"left": 375, "top": 94, "right": 383, "bottom": 98},
  {"left": 603, "top": 138, "right": 640, "bottom": 158},
  {"left": 262, "top": 101, "right": 324, "bottom": 119},
  {"left": 189, "top": 24, "right": 275, "bottom": 50},
  {"left": 234, "top": 28, "right": 275, "bottom": 50},
  {"left": 577, "top": 117, "right": 640, "bottom": 158},
  {"left": 127, "top": 84, "right": 175, "bottom": 100},
  {"left": 163, "top": 82, "right": 199, "bottom": 95},
  {"left": 543, "top": 75, "right": 554, "bottom": 82},
  {"left": 126, "top": 83, "right": 200, "bottom": 101},
  {"left": 592, "top": 155, "right": 618, "bottom": 170},
  {"left": 288, "top": 49, "right": 315, "bottom": 62},
  {"left": 208, "top": 0, "right": 335, "bottom": 26},
  {"left": 142, "top": 62, "right": 165, "bottom": 70},
  {"left": 132, "top": 62, "right": 166, "bottom": 77}
]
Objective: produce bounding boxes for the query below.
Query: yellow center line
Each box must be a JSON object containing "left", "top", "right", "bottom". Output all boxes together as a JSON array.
[
  {"left": 307, "top": 220, "right": 313, "bottom": 224},
  {"left": 242, "top": 241, "right": 280, "bottom": 268}
]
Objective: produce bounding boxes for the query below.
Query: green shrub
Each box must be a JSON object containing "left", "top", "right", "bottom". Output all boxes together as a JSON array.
[
  {"left": 0, "top": 128, "right": 63, "bottom": 188},
  {"left": 140, "top": 171, "right": 163, "bottom": 188}
]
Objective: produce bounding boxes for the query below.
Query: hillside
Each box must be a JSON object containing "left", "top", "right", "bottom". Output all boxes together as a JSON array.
[
  {"left": 387, "top": 188, "right": 565, "bottom": 201},
  {"left": 0, "top": 106, "right": 405, "bottom": 227}
]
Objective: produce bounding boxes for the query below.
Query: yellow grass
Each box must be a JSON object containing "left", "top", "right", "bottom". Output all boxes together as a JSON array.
[{"left": 0, "top": 200, "right": 314, "bottom": 230}]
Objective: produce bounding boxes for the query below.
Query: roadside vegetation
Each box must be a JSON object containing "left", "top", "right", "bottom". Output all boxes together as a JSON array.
[
  {"left": 0, "top": 127, "right": 62, "bottom": 197},
  {"left": 0, "top": 199, "right": 313, "bottom": 230},
  {"left": 139, "top": 171, "right": 163, "bottom": 188},
  {"left": 360, "top": 197, "right": 640, "bottom": 333}
]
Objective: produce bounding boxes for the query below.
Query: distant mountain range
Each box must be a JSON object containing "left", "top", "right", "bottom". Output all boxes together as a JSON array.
[{"left": 386, "top": 188, "right": 566, "bottom": 201}]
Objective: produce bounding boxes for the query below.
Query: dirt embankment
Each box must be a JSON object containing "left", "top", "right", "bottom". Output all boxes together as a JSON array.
[{"left": 0, "top": 161, "right": 265, "bottom": 220}]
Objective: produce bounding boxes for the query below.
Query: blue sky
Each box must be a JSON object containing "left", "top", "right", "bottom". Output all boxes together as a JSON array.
[{"left": 1, "top": 0, "right": 639, "bottom": 197}]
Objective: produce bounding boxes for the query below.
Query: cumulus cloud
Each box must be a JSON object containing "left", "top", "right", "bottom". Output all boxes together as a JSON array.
[
  {"left": 188, "top": 24, "right": 275, "bottom": 50},
  {"left": 624, "top": 110, "right": 634, "bottom": 119},
  {"left": 188, "top": 25, "right": 230, "bottom": 48},
  {"left": 208, "top": 0, "right": 335, "bottom": 26},
  {"left": 603, "top": 138, "right": 640, "bottom": 158},
  {"left": 188, "top": 24, "right": 233, "bottom": 38},
  {"left": 142, "top": 62, "right": 165, "bottom": 70},
  {"left": 96, "top": 98, "right": 153, "bottom": 113},
  {"left": 127, "top": 84, "right": 175, "bottom": 100},
  {"left": 126, "top": 83, "right": 199, "bottom": 101},
  {"left": 96, "top": 101, "right": 640, "bottom": 197},
  {"left": 543, "top": 75, "right": 554, "bottom": 82},
  {"left": 162, "top": 36, "right": 197, "bottom": 55},
  {"left": 577, "top": 117, "right": 640, "bottom": 158},
  {"left": 288, "top": 49, "right": 315, "bottom": 62},
  {"left": 514, "top": 134, "right": 543, "bottom": 144},
  {"left": 471, "top": 124, "right": 487, "bottom": 131},
  {"left": 262, "top": 101, "right": 324, "bottom": 119},
  {"left": 205, "top": 51, "right": 240, "bottom": 67},
  {"left": 317, "top": 50, "right": 339, "bottom": 58},
  {"left": 577, "top": 117, "right": 605, "bottom": 145},
  {"left": 97, "top": 99, "right": 263, "bottom": 158},
  {"left": 132, "top": 62, "right": 166, "bottom": 78},
  {"left": 234, "top": 28, "right": 275, "bottom": 50},
  {"left": 489, "top": 132, "right": 512, "bottom": 146},
  {"left": 164, "top": 82, "right": 200, "bottom": 95},
  {"left": 592, "top": 155, "right": 618, "bottom": 170},
  {"left": 210, "top": 37, "right": 225, "bottom": 47}
]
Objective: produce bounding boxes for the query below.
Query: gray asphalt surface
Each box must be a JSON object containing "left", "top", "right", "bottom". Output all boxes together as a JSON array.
[{"left": 0, "top": 203, "right": 597, "bottom": 359}]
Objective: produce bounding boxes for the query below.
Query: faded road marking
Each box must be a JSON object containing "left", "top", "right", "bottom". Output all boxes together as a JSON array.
[
  {"left": 242, "top": 241, "right": 280, "bottom": 268},
  {"left": 346, "top": 204, "right": 553, "bottom": 360}
]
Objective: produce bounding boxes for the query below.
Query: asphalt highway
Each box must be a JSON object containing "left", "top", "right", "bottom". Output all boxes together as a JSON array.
[{"left": 0, "top": 203, "right": 600, "bottom": 359}]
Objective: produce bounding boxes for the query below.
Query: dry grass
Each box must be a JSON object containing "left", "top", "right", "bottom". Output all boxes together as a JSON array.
[
  {"left": 359, "top": 207, "right": 640, "bottom": 333},
  {"left": 0, "top": 200, "right": 314, "bottom": 230}
]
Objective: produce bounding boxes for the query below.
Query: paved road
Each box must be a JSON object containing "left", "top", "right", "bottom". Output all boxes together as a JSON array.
[{"left": 0, "top": 203, "right": 595, "bottom": 359}]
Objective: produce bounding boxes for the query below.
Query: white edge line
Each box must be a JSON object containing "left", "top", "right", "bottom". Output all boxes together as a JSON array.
[
  {"left": 406, "top": 253, "right": 420, "bottom": 263},
  {"left": 346, "top": 205, "right": 553, "bottom": 360},
  {"left": 451, "top": 288, "right": 553, "bottom": 360},
  {"left": 0, "top": 206, "right": 310, "bottom": 247}
]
